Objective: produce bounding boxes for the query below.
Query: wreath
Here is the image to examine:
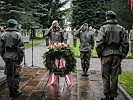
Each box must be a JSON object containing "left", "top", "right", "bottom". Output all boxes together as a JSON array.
[{"left": 42, "top": 43, "right": 77, "bottom": 76}]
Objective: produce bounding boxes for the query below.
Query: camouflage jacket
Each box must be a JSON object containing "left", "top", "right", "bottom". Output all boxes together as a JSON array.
[
  {"left": 63, "top": 32, "right": 68, "bottom": 40},
  {"left": 46, "top": 27, "right": 64, "bottom": 44},
  {"left": 129, "top": 29, "right": 133, "bottom": 41},
  {"left": 96, "top": 19, "right": 129, "bottom": 58},
  {"left": 75, "top": 29, "right": 94, "bottom": 52},
  {"left": 0, "top": 28, "right": 24, "bottom": 61}
]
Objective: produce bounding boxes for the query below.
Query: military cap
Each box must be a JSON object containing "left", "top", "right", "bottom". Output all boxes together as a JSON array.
[
  {"left": 83, "top": 23, "right": 88, "bottom": 26},
  {"left": 106, "top": 11, "right": 117, "bottom": 16},
  {"left": 7, "top": 19, "right": 17, "bottom": 25}
]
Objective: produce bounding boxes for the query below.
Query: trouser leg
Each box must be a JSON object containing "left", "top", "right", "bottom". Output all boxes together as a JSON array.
[
  {"left": 84, "top": 52, "right": 91, "bottom": 73},
  {"left": 45, "top": 38, "right": 49, "bottom": 46},
  {"left": 4, "top": 59, "right": 21, "bottom": 96},
  {"left": 110, "top": 56, "right": 121, "bottom": 97},
  {"left": 80, "top": 52, "right": 86, "bottom": 74},
  {"left": 131, "top": 41, "right": 133, "bottom": 56},
  {"left": 101, "top": 57, "right": 111, "bottom": 96}
]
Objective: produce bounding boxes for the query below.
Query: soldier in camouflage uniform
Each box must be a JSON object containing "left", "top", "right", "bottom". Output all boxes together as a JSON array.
[
  {"left": 96, "top": 11, "right": 129, "bottom": 100},
  {"left": 129, "top": 26, "right": 133, "bottom": 56},
  {"left": 72, "top": 28, "right": 77, "bottom": 47},
  {"left": 75, "top": 23, "right": 94, "bottom": 76},
  {"left": 63, "top": 30, "right": 68, "bottom": 44},
  {"left": 46, "top": 20, "right": 64, "bottom": 44},
  {"left": 0, "top": 19, "right": 24, "bottom": 97}
]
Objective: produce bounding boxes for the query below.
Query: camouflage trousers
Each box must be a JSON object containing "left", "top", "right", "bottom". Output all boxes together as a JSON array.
[
  {"left": 80, "top": 51, "right": 91, "bottom": 69},
  {"left": 131, "top": 41, "right": 133, "bottom": 56},
  {"left": 101, "top": 55, "right": 121, "bottom": 97},
  {"left": 73, "top": 38, "right": 77, "bottom": 47},
  {"left": 64, "top": 39, "right": 67, "bottom": 44},
  {"left": 45, "top": 37, "right": 49, "bottom": 46},
  {"left": 4, "top": 59, "right": 21, "bottom": 89}
]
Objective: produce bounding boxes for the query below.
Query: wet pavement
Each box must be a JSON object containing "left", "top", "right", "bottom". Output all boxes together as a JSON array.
[
  {"left": 0, "top": 36, "right": 132, "bottom": 99},
  {"left": 0, "top": 58, "right": 128, "bottom": 100}
]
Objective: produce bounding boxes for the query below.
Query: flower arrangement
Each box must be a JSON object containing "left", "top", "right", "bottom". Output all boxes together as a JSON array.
[{"left": 43, "top": 43, "right": 77, "bottom": 75}]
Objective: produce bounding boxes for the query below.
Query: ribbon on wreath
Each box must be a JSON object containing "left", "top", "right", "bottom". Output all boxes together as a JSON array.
[{"left": 48, "top": 59, "right": 72, "bottom": 85}]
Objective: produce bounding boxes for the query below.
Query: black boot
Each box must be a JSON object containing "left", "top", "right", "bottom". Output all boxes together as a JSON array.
[
  {"left": 9, "top": 88, "right": 22, "bottom": 97},
  {"left": 82, "top": 67, "right": 86, "bottom": 76},
  {"left": 110, "top": 96, "right": 114, "bottom": 100},
  {"left": 101, "top": 96, "right": 110, "bottom": 100},
  {"left": 85, "top": 68, "right": 89, "bottom": 77}
]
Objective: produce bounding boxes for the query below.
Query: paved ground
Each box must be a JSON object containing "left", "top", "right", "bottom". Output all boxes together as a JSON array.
[
  {"left": 0, "top": 35, "right": 132, "bottom": 99},
  {"left": 0, "top": 58, "right": 128, "bottom": 100}
]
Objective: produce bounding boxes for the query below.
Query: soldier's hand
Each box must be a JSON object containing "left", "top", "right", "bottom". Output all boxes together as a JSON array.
[
  {"left": 50, "top": 25, "right": 53, "bottom": 29},
  {"left": 80, "top": 25, "right": 83, "bottom": 30}
]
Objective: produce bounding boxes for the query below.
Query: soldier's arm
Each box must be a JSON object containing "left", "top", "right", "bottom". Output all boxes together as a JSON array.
[
  {"left": 61, "top": 31, "right": 64, "bottom": 43},
  {"left": 96, "top": 27, "right": 105, "bottom": 58},
  {"left": 74, "top": 29, "right": 80, "bottom": 38},
  {"left": 0, "top": 36, "right": 2, "bottom": 55},
  {"left": 120, "top": 28, "right": 129, "bottom": 59},
  {"left": 0, "top": 34, "right": 5, "bottom": 58},
  {"left": 45, "top": 26, "right": 52, "bottom": 37},
  {"left": 91, "top": 33, "right": 95, "bottom": 50}
]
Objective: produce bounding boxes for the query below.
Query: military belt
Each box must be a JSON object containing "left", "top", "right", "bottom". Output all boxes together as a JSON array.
[
  {"left": 105, "top": 45, "right": 119, "bottom": 50},
  {"left": 5, "top": 47, "right": 17, "bottom": 52}
]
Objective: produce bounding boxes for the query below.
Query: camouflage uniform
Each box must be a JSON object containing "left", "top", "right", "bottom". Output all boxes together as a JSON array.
[
  {"left": 46, "top": 27, "right": 64, "bottom": 44},
  {"left": 129, "top": 29, "right": 133, "bottom": 56},
  {"left": 75, "top": 27, "right": 94, "bottom": 76},
  {"left": 72, "top": 29, "right": 77, "bottom": 47},
  {"left": 63, "top": 31, "right": 68, "bottom": 44},
  {"left": 0, "top": 26, "right": 24, "bottom": 96},
  {"left": 43, "top": 29, "right": 49, "bottom": 46},
  {"left": 96, "top": 19, "right": 129, "bottom": 98}
]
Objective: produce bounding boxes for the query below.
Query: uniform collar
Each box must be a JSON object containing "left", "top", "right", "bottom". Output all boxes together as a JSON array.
[
  {"left": 6, "top": 28, "right": 18, "bottom": 32},
  {"left": 104, "top": 19, "right": 118, "bottom": 25},
  {"left": 52, "top": 27, "right": 60, "bottom": 31}
]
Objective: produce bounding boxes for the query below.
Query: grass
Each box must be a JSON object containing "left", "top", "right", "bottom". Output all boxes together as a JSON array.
[
  {"left": 119, "top": 71, "right": 133, "bottom": 98},
  {"left": 70, "top": 39, "right": 132, "bottom": 58},
  {"left": 70, "top": 39, "right": 133, "bottom": 97},
  {"left": 24, "top": 38, "right": 44, "bottom": 49}
]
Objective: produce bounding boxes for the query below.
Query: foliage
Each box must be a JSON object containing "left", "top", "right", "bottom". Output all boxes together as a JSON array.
[
  {"left": 106, "top": 0, "right": 133, "bottom": 29},
  {"left": 0, "top": 0, "right": 69, "bottom": 28},
  {"left": 71, "top": 0, "right": 107, "bottom": 29},
  {"left": 119, "top": 71, "right": 133, "bottom": 97},
  {"left": 43, "top": 43, "right": 77, "bottom": 75},
  {"left": 40, "top": 0, "right": 69, "bottom": 28}
]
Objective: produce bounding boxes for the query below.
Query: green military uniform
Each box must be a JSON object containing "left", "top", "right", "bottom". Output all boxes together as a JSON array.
[
  {"left": 46, "top": 27, "right": 64, "bottom": 44},
  {"left": 63, "top": 30, "right": 68, "bottom": 44},
  {"left": 43, "top": 29, "right": 49, "bottom": 46},
  {"left": 72, "top": 29, "right": 77, "bottom": 47},
  {"left": 129, "top": 28, "right": 133, "bottom": 56},
  {"left": 0, "top": 19, "right": 24, "bottom": 97},
  {"left": 96, "top": 11, "right": 129, "bottom": 99},
  {"left": 75, "top": 25, "right": 94, "bottom": 76}
]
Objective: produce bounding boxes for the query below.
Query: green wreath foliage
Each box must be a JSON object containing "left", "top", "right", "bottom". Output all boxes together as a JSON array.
[{"left": 43, "top": 44, "right": 77, "bottom": 75}]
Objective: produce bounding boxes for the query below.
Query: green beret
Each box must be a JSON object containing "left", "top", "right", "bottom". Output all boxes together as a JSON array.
[
  {"left": 106, "top": 11, "right": 117, "bottom": 16},
  {"left": 7, "top": 19, "right": 17, "bottom": 25},
  {"left": 83, "top": 23, "right": 88, "bottom": 26}
]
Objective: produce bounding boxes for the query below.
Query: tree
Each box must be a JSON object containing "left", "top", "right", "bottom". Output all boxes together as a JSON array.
[
  {"left": 71, "top": 0, "right": 107, "bottom": 29},
  {"left": 0, "top": 0, "right": 69, "bottom": 29},
  {"left": 39, "top": 0, "right": 69, "bottom": 28},
  {"left": 0, "top": 0, "right": 47, "bottom": 29},
  {"left": 106, "top": 0, "right": 133, "bottom": 29}
]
